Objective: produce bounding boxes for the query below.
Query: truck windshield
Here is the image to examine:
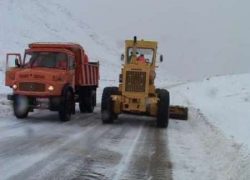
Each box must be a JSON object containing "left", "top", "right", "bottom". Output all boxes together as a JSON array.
[
  {"left": 127, "top": 48, "right": 154, "bottom": 64},
  {"left": 24, "top": 52, "right": 68, "bottom": 69}
]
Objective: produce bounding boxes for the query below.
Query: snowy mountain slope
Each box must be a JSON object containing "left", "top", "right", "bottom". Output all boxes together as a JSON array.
[
  {"left": 61, "top": 0, "right": 250, "bottom": 80},
  {"left": 0, "top": 0, "right": 122, "bottom": 90},
  {"left": 0, "top": 0, "right": 125, "bottom": 99},
  {"left": 0, "top": 0, "right": 183, "bottom": 98},
  {"left": 1, "top": 0, "right": 250, "bottom": 82}
]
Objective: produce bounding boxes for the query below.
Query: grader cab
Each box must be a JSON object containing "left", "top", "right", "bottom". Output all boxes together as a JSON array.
[{"left": 101, "top": 37, "right": 188, "bottom": 128}]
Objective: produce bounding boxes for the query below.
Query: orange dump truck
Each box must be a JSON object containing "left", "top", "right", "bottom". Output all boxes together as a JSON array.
[{"left": 5, "top": 43, "right": 99, "bottom": 121}]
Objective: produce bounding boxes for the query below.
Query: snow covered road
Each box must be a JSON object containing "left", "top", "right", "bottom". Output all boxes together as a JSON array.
[
  {"left": 0, "top": 107, "right": 173, "bottom": 180},
  {"left": 1, "top": 102, "right": 249, "bottom": 179}
]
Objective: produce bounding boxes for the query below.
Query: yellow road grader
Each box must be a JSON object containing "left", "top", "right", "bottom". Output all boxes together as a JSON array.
[{"left": 101, "top": 37, "right": 188, "bottom": 128}]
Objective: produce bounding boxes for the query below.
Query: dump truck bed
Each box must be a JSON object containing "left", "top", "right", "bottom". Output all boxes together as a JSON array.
[
  {"left": 79, "top": 63, "right": 99, "bottom": 86},
  {"left": 29, "top": 43, "right": 99, "bottom": 87}
]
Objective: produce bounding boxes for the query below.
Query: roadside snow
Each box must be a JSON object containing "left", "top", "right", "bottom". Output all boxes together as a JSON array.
[
  {"left": 0, "top": 71, "right": 10, "bottom": 94},
  {"left": 168, "top": 107, "right": 250, "bottom": 180},
  {"left": 166, "top": 73, "right": 250, "bottom": 179},
  {"left": 0, "top": 71, "right": 12, "bottom": 117},
  {"left": 169, "top": 73, "right": 250, "bottom": 149}
]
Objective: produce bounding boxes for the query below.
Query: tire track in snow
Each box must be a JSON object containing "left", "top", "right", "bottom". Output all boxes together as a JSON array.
[
  {"left": 0, "top": 111, "right": 99, "bottom": 179},
  {"left": 3, "top": 120, "right": 99, "bottom": 180},
  {"left": 112, "top": 117, "right": 173, "bottom": 180},
  {"left": 112, "top": 123, "right": 143, "bottom": 180},
  {"left": 1, "top": 109, "right": 174, "bottom": 179}
]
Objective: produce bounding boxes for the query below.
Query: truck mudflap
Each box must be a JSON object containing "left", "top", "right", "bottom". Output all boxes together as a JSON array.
[{"left": 169, "top": 105, "right": 188, "bottom": 120}]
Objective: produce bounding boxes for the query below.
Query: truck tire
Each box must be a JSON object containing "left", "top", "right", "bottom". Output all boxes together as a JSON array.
[
  {"left": 13, "top": 95, "right": 29, "bottom": 119},
  {"left": 101, "top": 87, "right": 118, "bottom": 124},
  {"left": 84, "top": 90, "right": 96, "bottom": 113},
  {"left": 59, "top": 89, "right": 74, "bottom": 122},
  {"left": 156, "top": 89, "right": 170, "bottom": 128}
]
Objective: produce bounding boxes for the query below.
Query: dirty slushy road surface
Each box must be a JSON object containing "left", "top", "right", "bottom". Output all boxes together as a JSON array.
[{"left": 0, "top": 107, "right": 172, "bottom": 180}]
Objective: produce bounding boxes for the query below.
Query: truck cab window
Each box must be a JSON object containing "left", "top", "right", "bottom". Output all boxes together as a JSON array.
[{"left": 24, "top": 52, "right": 68, "bottom": 69}]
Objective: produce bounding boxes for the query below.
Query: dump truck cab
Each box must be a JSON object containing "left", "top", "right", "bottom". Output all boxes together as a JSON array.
[
  {"left": 5, "top": 43, "right": 99, "bottom": 121},
  {"left": 6, "top": 46, "right": 76, "bottom": 97}
]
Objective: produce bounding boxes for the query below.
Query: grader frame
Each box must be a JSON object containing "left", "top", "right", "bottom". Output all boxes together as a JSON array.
[{"left": 101, "top": 37, "right": 188, "bottom": 128}]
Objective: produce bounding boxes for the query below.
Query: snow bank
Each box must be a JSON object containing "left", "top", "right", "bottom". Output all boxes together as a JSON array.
[
  {"left": 170, "top": 73, "right": 250, "bottom": 149},
  {"left": 167, "top": 73, "right": 250, "bottom": 179},
  {"left": 168, "top": 107, "right": 250, "bottom": 180}
]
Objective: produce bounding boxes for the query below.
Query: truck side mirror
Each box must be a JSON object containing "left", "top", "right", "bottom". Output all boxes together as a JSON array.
[
  {"left": 160, "top": 55, "right": 163, "bottom": 62},
  {"left": 121, "top": 54, "right": 124, "bottom": 61},
  {"left": 15, "top": 58, "right": 21, "bottom": 67}
]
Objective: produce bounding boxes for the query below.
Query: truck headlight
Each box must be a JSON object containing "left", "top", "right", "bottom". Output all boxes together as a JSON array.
[
  {"left": 12, "top": 84, "right": 17, "bottom": 89},
  {"left": 48, "top": 85, "right": 54, "bottom": 91}
]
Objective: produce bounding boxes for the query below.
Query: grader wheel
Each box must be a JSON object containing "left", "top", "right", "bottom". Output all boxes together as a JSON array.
[
  {"left": 101, "top": 87, "right": 119, "bottom": 124},
  {"left": 156, "top": 89, "right": 170, "bottom": 128}
]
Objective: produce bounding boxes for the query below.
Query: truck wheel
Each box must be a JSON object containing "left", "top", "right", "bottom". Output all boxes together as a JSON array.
[
  {"left": 13, "top": 95, "right": 29, "bottom": 119},
  {"left": 84, "top": 90, "right": 96, "bottom": 113},
  {"left": 156, "top": 89, "right": 170, "bottom": 128},
  {"left": 59, "top": 89, "right": 74, "bottom": 122},
  {"left": 101, "top": 87, "right": 118, "bottom": 124}
]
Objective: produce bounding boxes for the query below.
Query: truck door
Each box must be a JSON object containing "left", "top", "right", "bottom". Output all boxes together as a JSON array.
[{"left": 5, "top": 53, "right": 22, "bottom": 87}]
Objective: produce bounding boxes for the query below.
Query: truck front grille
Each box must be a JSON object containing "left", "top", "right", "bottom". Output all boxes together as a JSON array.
[
  {"left": 125, "top": 71, "right": 146, "bottom": 92},
  {"left": 19, "top": 82, "right": 45, "bottom": 92}
]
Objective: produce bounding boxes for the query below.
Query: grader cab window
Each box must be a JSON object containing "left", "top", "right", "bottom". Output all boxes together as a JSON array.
[
  {"left": 24, "top": 52, "right": 68, "bottom": 70},
  {"left": 127, "top": 48, "right": 154, "bottom": 64}
]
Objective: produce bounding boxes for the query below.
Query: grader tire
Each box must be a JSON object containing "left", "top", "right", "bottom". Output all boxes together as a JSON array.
[
  {"left": 101, "top": 87, "right": 118, "bottom": 124},
  {"left": 157, "top": 89, "right": 170, "bottom": 128}
]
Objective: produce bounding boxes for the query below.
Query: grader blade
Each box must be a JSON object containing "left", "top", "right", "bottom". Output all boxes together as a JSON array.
[{"left": 169, "top": 106, "right": 188, "bottom": 120}]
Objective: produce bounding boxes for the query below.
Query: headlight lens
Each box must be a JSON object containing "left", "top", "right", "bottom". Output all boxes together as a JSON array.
[
  {"left": 12, "top": 84, "right": 17, "bottom": 89},
  {"left": 48, "top": 85, "right": 54, "bottom": 91}
]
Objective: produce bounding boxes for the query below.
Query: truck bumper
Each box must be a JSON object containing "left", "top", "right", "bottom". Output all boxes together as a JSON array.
[{"left": 7, "top": 94, "right": 61, "bottom": 111}]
